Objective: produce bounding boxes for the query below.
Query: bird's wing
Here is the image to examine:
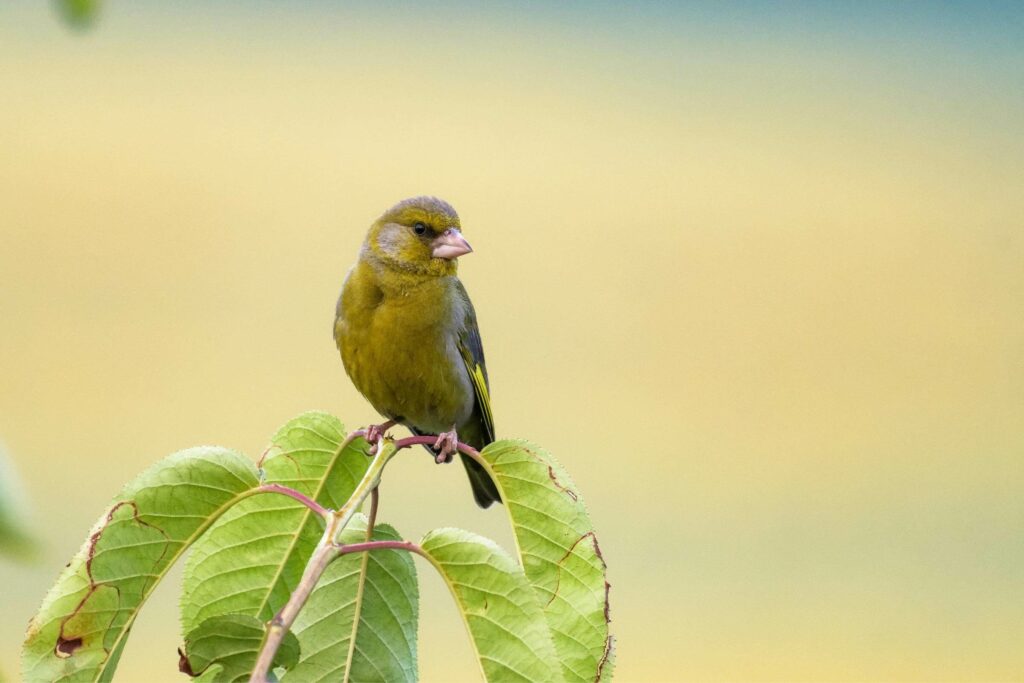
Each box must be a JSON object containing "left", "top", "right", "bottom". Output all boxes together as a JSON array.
[{"left": 456, "top": 284, "right": 495, "bottom": 444}]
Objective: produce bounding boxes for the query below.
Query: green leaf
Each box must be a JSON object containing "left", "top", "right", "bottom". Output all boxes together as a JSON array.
[
  {"left": 284, "top": 515, "right": 418, "bottom": 683},
  {"left": 480, "top": 442, "right": 615, "bottom": 682},
  {"left": 22, "top": 447, "right": 260, "bottom": 683},
  {"left": 419, "top": 528, "right": 561, "bottom": 683},
  {"left": 53, "top": 0, "right": 102, "bottom": 29},
  {"left": 181, "top": 614, "right": 299, "bottom": 683},
  {"left": 181, "top": 412, "right": 369, "bottom": 632},
  {"left": 0, "top": 441, "right": 37, "bottom": 561},
  {"left": 192, "top": 664, "right": 225, "bottom": 683}
]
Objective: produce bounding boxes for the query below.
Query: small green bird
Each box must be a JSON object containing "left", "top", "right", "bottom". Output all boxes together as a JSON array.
[{"left": 334, "top": 196, "right": 501, "bottom": 507}]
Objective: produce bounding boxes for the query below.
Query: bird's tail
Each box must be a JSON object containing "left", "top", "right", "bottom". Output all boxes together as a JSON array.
[
  {"left": 460, "top": 453, "right": 502, "bottom": 508},
  {"left": 410, "top": 426, "right": 502, "bottom": 508}
]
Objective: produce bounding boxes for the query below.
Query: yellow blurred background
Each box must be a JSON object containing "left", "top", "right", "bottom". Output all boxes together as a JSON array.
[{"left": 1, "top": 2, "right": 1022, "bottom": 680}]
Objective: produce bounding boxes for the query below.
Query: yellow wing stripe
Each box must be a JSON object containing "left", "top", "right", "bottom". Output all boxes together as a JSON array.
[
  {"left": 458, "top": 344, "right": 494, "bottom": 441},
  {"left": 471, "top": 362, "right": 494, "bottom": 440}
]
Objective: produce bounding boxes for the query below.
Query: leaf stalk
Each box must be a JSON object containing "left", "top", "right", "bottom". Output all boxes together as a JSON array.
[
  {"left": 255, "top": 483, "right": 330, "bottom": 518},
  {"left": 335, "top": 539, "right": 423, "bottom": 556},
  {"left": 392, "top": 435, "right": 481, "bottom": 461}
]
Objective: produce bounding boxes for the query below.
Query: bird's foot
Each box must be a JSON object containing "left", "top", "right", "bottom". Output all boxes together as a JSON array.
[
  {"left": 432, "top": 427, "right": 459, "bottom": 464},
  {"left": 364, "top": 420, "right": 397, "bottom": 455}
]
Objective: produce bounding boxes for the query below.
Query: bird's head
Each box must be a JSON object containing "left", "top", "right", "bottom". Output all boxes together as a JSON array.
[{"left": 364, "top": 196, "right": 473, "bottom": 276}]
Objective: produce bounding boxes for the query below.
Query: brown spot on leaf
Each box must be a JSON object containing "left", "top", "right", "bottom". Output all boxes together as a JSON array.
[
  {"left": 55, "top": 500, "right": 169, "bottom": 665},
  {"left": 87, "top": 501, "right": 143, "bottom": 575},
  {"left": 55, "top": 636, "right": 82, "bottom": 657},
  {"left": 589, "top": 532, "right": 607, "bottom": 567},
  {"left": 256, "top": 445, "right": 274, "bottom": 468},
  {"left": 595, "top": 634, "right": 615, "bottom": 682},
  {"left": 54, "top": 583, "right": 121, "bottom": 662},
  {"left": 55, "top": 585, "right": 97, "bottom": 657},
  {"left": 178, "top": 647, "right": 195, "bottom": 676},
  {"left": 545, "top": 531, "right": 609, "bottom": 609},
  {"left": 547, "top": 465, "right": 578, "bottom": 501}
]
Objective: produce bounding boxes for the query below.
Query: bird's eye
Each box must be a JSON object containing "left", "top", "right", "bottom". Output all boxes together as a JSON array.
[{"left": 413, "top": 222, "right": 427, "bottom": 235}]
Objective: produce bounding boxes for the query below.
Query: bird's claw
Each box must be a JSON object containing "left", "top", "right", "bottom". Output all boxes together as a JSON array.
[
  {"left": 365, "top": 424, "right": 385, "bottom": 444},
  {"left": 432, "top": 429, "right": 459, "bottom": 464},
  {"left": 364, "top": 420, "right": 396, "bottom": 456}
]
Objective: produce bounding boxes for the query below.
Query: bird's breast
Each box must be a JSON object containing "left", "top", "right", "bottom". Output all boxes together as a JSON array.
[{"left": 336, "top": 274, "right": 474, "bottom": 434}]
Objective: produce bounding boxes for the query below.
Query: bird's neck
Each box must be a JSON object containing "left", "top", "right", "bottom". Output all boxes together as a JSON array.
[{"left": 358, "top": 248, "right": 454, "bottom": 298}]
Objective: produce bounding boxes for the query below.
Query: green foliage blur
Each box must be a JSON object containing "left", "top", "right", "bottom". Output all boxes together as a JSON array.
[
  {"left": 0, "top": 444, "right": 36, "bottom": 562},
  {"left": 54, "top": 0, "right": 101, "bottom": 29}
]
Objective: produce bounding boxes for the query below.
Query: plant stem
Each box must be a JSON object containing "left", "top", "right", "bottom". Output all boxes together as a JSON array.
[
  {"left": 248, "top": 512, "right": 342, "bottom": 682},
  {"left": 255, "top": 484, "right": 329, "bottom": 518},
  {"left": 336, "top": 539, "right": 423, "bottom": 556},
  {"left": 366, "top": 486, "right": 379, "bottom": 538},
  {"left": 393, "top": 435, "right": 481, "bottom": 461},
  {"left": 329, "top": 441, "right": 397, "bottom": 543},
  {"left": 248, "top": 433, "right": 398, "bottom": 683},
  {"left": 339, "top": 486, "right": 380, "bottom": 683}
]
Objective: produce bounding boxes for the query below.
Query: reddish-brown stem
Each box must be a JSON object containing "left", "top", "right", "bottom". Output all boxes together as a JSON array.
[
  {"left": 393, "top": 435, "right": 481, "bottom": 460},
  {"left": 256, "top": 484, "right": 329, "bottom": 518},
  {"left": 336, "top": 539, "right": 423, "bottom": 556}
]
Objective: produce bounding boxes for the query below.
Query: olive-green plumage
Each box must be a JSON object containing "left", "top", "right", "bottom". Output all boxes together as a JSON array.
[{"left": 334, "top": 196, "right": 500, "bottom": 507}]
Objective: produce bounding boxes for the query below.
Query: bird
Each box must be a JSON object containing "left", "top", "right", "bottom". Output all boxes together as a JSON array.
[{"left": 334, "top": 196, "right": 501, "bottom": 508}]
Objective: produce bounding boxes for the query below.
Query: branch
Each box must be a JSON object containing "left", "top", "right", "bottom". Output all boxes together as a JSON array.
[
  {"left": 329, "top": 443, "right": 397, "bottom": 543},
  {"left": 248, "top": 430, "right": 398, "bottom": 683},
  {"left": 336, "top": 539, "right": 422, "bottom": 556},
  {"left": 366, "top": 486, "right": 379, "bottom": 538},
  {"left": 249, "top": 428, "right": 471, "bottom": 681},
  {"left": 251, "top": 514, "right": 341, "bottom": 682},
  {"left": 393, "top": 435, "right": 481, "bottom": 461}
]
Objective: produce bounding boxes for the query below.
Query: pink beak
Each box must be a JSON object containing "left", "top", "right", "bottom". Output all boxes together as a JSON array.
[{"left": 431, "top": 228, "right": 473, "bottom": 260}]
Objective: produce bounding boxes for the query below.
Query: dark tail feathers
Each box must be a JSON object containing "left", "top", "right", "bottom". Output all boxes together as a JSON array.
[
  {"left": 460, "top": 453, "right": 502, "bottom": 508},
  {"left": 410, "top": 427, "right": 502, "bottom": 508}
]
